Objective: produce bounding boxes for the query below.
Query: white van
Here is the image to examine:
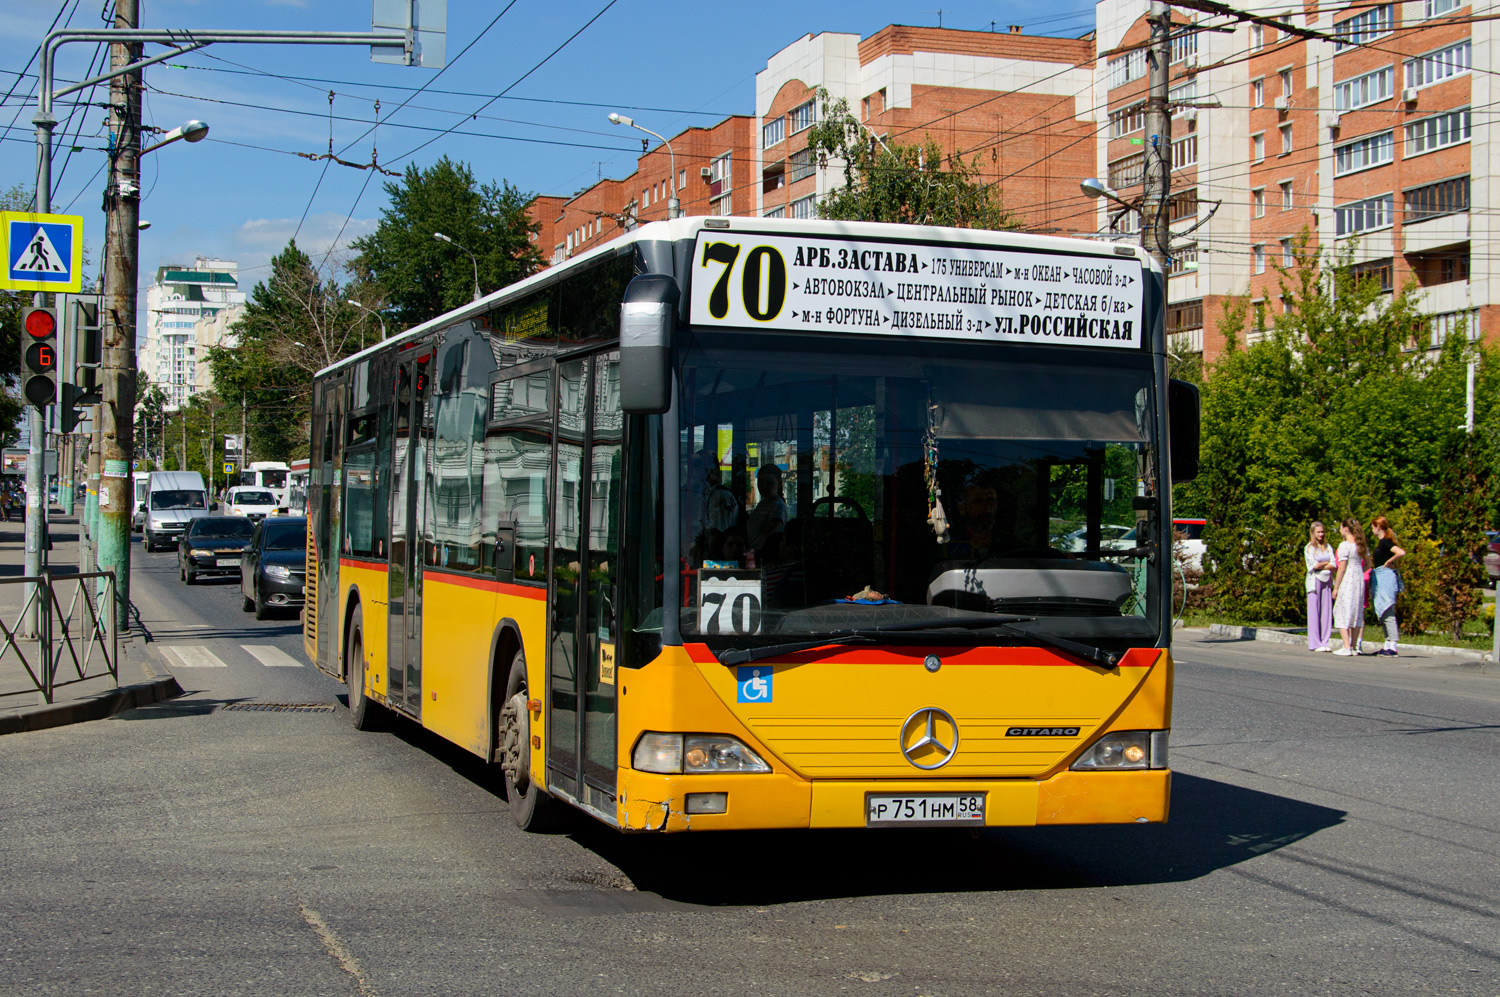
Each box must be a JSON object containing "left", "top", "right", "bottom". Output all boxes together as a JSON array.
[{"left": 143, "top": 471, "right": 210, "bottom": 551}]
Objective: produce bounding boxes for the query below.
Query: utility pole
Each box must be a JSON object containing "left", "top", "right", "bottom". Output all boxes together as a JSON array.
[
  {"left": 1141, "top": 0, "right": 1174, "bottom": 280},
  {"left": 241, "top": 393, "right": 248, "bottom": 472},
  {"left": 98, "top": 0, "right": 141, "bottom": 631}
]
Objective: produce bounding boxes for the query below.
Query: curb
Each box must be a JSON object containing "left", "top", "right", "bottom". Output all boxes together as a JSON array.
[
  {"left": 1205, "top": 623, "right": 1493, "bottom": 665},
  {"left": 0, "top": 673, "right": 184, "bottom": 735}
]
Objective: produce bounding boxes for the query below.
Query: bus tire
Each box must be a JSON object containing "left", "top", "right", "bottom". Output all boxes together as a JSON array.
[
  {"left": 345, "top": 604, "right": 385, "bottom": 731},
  {"left": 499, "top": 648, "right": 561, "bottom": 832}
]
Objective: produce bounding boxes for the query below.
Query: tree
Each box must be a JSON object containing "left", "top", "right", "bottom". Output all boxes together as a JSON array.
[
  {"left": 804, "top": 89, "right": 1020, "bottom": 230},
  {"left": 1197, "top": 234, "right": 1498, "bottom": 631},
  {"left": 207, "top": 240, "right": 370, "bottom": 461},
  {"left": 349, "top": 156, "right": 542, "bottom": 328}
]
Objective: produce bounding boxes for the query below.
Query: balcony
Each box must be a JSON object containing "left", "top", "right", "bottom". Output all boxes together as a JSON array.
[{"left": 1402, "top": 212, "right": 1468, "bottom": 254}]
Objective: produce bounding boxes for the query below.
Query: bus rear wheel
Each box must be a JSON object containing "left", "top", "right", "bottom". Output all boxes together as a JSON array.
[
  {"left": 499, "top": 648, "right": 561, "bottom": 832},
  {"left": 345, "top": 604, "right": 386, "bottom": 731}
]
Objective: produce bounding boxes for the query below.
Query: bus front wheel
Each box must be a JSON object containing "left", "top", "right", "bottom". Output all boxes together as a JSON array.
[
  {"left": 499, "top": 648, "right": 561, "bottom": 832},
  {"left": 345, "top": 604, "right": 385, "bottom": 731}
]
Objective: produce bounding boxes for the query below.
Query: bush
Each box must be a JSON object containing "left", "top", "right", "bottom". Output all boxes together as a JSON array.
[{"left": 1384, "top": 502, "right": 1444, "bottom": 634}]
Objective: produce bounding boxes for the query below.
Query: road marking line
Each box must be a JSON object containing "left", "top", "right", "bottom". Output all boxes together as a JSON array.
[
  {"left": 159, "top": 645, "right": 228, "bottom": 668},
  {"left": 242, "top": 644, "right": 305, "bottom": 668}
]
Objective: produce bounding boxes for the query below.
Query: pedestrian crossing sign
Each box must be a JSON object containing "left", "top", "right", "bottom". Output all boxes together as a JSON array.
[{"left": 1, "top": 211, "right": 83, "bottom": 293}]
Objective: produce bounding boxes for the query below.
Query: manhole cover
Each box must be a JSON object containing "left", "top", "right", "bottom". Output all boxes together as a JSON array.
[{"left": 221, "top": 703, "right": 335, "bottom": 713}]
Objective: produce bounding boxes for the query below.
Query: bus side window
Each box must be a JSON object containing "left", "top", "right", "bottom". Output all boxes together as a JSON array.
[{"left": 486, "top": 363, "right": 553, "bottom": 587}]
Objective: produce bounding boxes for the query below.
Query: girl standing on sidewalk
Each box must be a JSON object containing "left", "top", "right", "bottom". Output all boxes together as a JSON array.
[
  {"left": 1369, "top": 516, "right": 1406, "bottom": 657},
  {"left": 1331, "top": 518, "right": 1369, "bottom": 655},
  {"left": 1305, "top": 521, "right": 1335, "bottom": 651}
]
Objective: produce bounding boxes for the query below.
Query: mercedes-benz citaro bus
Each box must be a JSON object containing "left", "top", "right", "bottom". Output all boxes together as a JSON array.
[{"left": 303, "top": 217, "right": 1200, "bottom": 833}]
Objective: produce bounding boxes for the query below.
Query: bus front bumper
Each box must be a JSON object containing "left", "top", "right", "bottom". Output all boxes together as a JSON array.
[{"left": 615, "top": 769, "right": 1170, "bottom": 832}]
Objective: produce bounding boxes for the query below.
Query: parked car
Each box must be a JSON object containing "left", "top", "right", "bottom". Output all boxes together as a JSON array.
[
  {"left": 1173, "top": 518, "right": 1208, "bottom": 572},
  {"left": 223, "top": 486, "right": 279, "bottom": 522},
  {"left": 241, "top": 516, "right": 308, "bottom": 620},
  {"left": 177, "top": 516, "right": 254, "bottom": 585},
  {"left": 1484, "top": 530, "right": 1500, "bottom": 586}
]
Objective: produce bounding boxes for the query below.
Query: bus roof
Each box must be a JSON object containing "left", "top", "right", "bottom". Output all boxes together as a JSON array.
[{"left": 315, "top": 217, "right": 1159, "bottom": 379}]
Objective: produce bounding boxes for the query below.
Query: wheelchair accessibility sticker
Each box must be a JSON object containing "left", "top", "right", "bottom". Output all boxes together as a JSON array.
[{"left": 736, "top": 666, "right": 773, "bottom": 703}]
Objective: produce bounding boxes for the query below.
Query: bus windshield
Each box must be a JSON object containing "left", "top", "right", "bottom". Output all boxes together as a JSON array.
[
  {"left": 677, "top": 331, "right": 1160, "bottom": 643},
  {"left": 257, "top": 470, "right": 288, "bottom": 488}
]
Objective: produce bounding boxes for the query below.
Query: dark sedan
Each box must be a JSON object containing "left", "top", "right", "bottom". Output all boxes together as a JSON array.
[
  {"left": 241, "top": 516, "right": 308, "bottom": 620},
  {"left": 178, "top": 517, "right": 254, "bottom": 585}
]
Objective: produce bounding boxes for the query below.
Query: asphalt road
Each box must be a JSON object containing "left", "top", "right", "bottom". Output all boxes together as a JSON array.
[{"left": 0, "top": 539, "right": 1497, "bottom": 995}]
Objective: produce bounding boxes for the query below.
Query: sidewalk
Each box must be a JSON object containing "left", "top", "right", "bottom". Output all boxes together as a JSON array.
[
  {"left": 1191, "top": 622, "right": 1500, "bottom": 675},
  {"left": 0, "top": 510, "right": 180, "bottom": 735}
]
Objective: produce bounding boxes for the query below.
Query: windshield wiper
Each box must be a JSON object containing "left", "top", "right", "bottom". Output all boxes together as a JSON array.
[
  {"left": 714, "top": 616, "right": 1034, "bottom": 666},
  {"left": 715, "top": 615, "right": 1119, "bottom": 669}
]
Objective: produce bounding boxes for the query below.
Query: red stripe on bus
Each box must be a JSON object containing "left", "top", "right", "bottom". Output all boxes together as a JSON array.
[
  {"left": 424, "top": 570, "right": 547, "bottom": 601},
  {"left": 339, "top": 557, "right": 388, "bottom": 572},
  {"left": 683, "top": 643, "right": 1158, "bottom": 667}
]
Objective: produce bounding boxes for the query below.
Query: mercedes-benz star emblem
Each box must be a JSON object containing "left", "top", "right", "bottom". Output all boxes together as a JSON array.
[{"left": 900, "top": 707, "right": 959, "bottom": 770}]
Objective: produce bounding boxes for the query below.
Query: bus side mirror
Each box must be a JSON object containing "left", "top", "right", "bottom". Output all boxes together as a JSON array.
[
  {"left": 619, "top": 274, "right": 679, "bottom": 414},
  {"left": 1169, "top": 378, "right": 1201, "bottom": 484}
]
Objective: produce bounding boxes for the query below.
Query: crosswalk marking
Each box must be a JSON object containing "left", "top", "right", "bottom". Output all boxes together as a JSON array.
[
  {"left": 160, "top": 645, "right": 228, "bottom": 668},
  {"left": 241, "top": 645, "right": 304, "bottom": 668}
]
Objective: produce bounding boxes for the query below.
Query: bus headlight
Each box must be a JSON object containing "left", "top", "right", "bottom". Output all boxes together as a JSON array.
[
  {"left": 1071, "top": 730, "right": 1169, "bottom": 770},
  {"left": 632, "top": 733, "right": 771, "bottom": 774}
]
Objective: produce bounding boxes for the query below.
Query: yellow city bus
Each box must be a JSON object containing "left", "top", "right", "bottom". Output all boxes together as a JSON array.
[{"left": 303, "top": 217, "right": 1199, "bottom": 833}]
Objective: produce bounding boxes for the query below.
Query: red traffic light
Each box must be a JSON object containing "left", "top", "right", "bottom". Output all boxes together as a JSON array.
[{"left": 24, "top": 308, "right": 56, "bottom": 339}]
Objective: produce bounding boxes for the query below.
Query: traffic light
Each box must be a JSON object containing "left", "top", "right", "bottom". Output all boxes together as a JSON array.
[
  {"left": 20, "top": 305, "right": 58, "bottom": 408},
  {"left": 60, "top": 299, "right": 102, "bottom": 433}
]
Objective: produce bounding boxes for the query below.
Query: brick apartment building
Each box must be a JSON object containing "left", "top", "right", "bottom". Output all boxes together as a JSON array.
[{"left": 534, "top": 8, "right": 1493, "bottom": 363}]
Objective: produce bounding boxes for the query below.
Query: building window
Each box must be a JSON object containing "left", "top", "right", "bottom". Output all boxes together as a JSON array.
[
  {"left": 1280, "top": 181, "right": 1294, "bottom": 210},
  {"left": 1430, "top": 309, "right": 1480, "bottom": 347},
  {"left": 1167, "top": 299, "right": 1204, "bottom": 335},
  {"left": 1280, "top": 69, "right": 1293, "bottom": 96},
  {"left": 1171, "top": 28, "right": 1198, "bottom": 63},
  {"left": 709, "top": 152, "right": 732, "bottom": 200},
  {"left": 1335, "top": 193, "right": 1393, "bottom": 236},
  {"left": 1334, "top": 5, "right": 1393, "bottom": 50},
  {"left": 788, "top": 148, "right": 815, "bottom": 183},
  {"left": 1169, "top": 188, "right": 1199, "bottom": 223},
  {"left": 1405, "top": 41, "right": 1470, "bottom": 89},
  {"left": 788, "top": 99, "right": 817, "bottom": 134},
  {"left": 1170, "top": 78, "right": 1197, "bottom": 116},
  {"left": 1172, "top": 134, "right": 1198, "bottom": 169},
  {"left": 1281, "top": 238, "right": 1294, "bottom": 267},
  {"left": 1349, "top": 259, "right": 1394, "bottom": 293},
  {"left": 1109, "top": 104, "right": 1145, "bottom": 138},
  {"left": 762, "top": 116, "right": 784, "bottom": 148},
  {"left": 679, "top": 169, "right": 687, "bottom": 191},
  {"left": 790, "top": 194, "right": 816, "bottom": 219},
  {"left": 1334, "top": 130, "right": 1394, "bottom": 175},
  {"left": 1108, "top": 152, "right": 1146, "bottom": 188},
  {"left": 1253, "top": 188, "right": 1266, "bottom": 217},
  {"left": 1107, "top": 49, "right": 1148, "bottom": 89},
  {"left": 1252, "top": 78, "right": 1264, "bottom": 107},
  {"left": 1405, "top": 108, "right": 1470, "bottom": 156},
  {"left": 1405, "top": 176, "right": 1469, "bottom": 220},
  {"left": 1250, "top": 23, "right": 1264, "bottom": 51},
  {"left": 1252, "top": 132, "right": 1265, "bottom": 161},
  {"left": 1333, "top": 67, "right": 1394, "bottom": 112},
  {"left": 763, "top": 206, "right": 785, "bottom": 219},
  {"left": 1425, "top": 0, "right": 1463, "bottom": 16},
  {"left": 1169, "top": 245, "right": 1198, "bottom": 274},
  {"left": 1279, "top": 124, "right": 1293, "bottom": 154},
  {"left": 1254, "top": 245, "right": 1266, "bottom": 274}
]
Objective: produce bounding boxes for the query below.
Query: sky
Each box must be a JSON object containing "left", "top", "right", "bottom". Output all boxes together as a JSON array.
[{"left": 0, "top": 0, "right": 1099, "bottom": 304}]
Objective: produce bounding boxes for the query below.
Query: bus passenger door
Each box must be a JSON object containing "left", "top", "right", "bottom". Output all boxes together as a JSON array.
[
  {"left": 547, "top": 355, "right": 622, "bottom": 815},
  {"left": 387, "top": 357, "right": 427, "bottom": 716}
]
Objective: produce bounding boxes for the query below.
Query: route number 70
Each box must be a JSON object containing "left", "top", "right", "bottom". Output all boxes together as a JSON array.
[{"left": 700, "top": 241, "right": 788, "bottom": 322}]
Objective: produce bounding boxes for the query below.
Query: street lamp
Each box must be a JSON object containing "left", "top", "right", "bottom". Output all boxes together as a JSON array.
[
  {"left": 609, "top": 112, "right": 680, "bottom": 219},
  {"left": 141, "top": 118, "right": 209, "bottom": 156},
  {"left": 347, "top": 299, "right": 387, "bottom": 346},
  {"left": 433, "top": 232, "right": 482, "bottom": 302},
  {"left": 1080, "top": 177, "right": 1139, "bottom": 215}
]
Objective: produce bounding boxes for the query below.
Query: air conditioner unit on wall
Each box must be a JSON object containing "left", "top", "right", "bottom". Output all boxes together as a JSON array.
[
  {"left": 1327, "top": 112, "right": 1341, "bottom": 131},
  {"left": 1183, "top": 107, "right": 1199, "bottom": 122},
  {"left": 1273, "top": 95, "right": 1290, "bottom": 111},
  {"left": 700, "top": 167, "right": 713, "bottom": 178},
  {"left": 1402, "top": 87, "right": 1418, "bottom": 103}
]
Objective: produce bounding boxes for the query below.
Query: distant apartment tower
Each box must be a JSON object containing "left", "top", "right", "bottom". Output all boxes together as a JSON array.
[
  {"left": 141, "top": 257, "right": 246, "bottom": 410},
  {"left": 1096, "top": 0, "right": 1490, "bottom": 361},
  {"left": 531, "top": 25, "right": 1097, "bottom": 258}
]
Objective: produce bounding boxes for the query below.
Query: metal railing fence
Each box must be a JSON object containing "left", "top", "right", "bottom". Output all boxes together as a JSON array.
[{"left": 0, "top": 570, "right": 118, "bottom": 704}]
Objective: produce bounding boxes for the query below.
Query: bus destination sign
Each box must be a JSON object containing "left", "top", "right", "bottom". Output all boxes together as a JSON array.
[{"left": 689, "top": 231, "right": 1145, "bottom": 349}]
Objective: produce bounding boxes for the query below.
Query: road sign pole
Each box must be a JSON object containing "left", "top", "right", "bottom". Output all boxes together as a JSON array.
[
  {"left": 97, "top": 0, "right": 140, "bottom": 633},
  {"left": 22, "top": 113, "right": 57, "bottom": 638}
]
